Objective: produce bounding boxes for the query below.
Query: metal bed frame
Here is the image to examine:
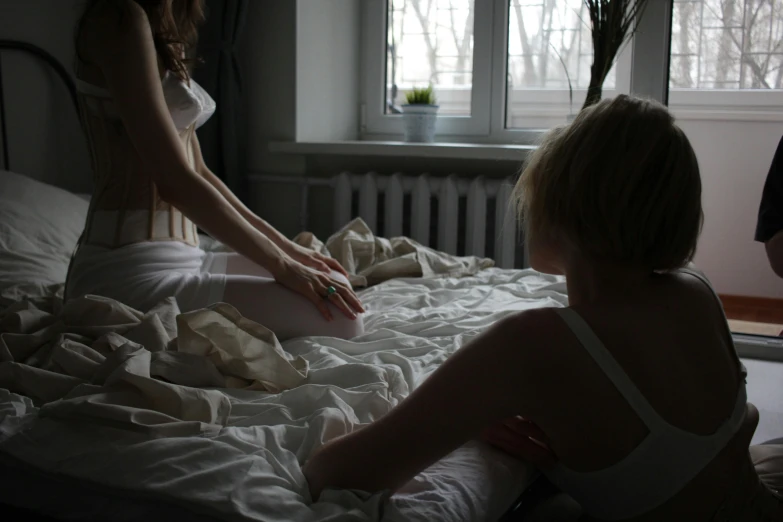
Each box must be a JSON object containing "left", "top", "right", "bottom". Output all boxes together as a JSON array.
[{"left": 0, "top": 39, "right": 79, "bottom": 172}]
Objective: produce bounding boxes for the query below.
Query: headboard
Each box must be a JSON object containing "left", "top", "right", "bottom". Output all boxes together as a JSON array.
[{"left": 0, "top": 38, "right": 89, "bottom": 192}]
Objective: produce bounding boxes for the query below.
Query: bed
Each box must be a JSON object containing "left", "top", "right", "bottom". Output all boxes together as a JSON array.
[{"left": 0, "top": 40, "right": 567, "bottom": 521}]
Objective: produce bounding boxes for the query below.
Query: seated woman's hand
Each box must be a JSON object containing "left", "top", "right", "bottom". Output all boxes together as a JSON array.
[
  {"left": 272, "top": 257, "right": 364, "bottom": 321},
  {"left": 480, "top": 416, "right": 557, "bottom": 467},
  {"left": 283, "top": 241, "right": 351, "bottom": 279}
]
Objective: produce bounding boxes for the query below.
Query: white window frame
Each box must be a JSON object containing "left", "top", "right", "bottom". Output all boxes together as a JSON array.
[
  {"left": 361, "top": 0, "right": 709, "bottom": 143},
  {"left": 669, "top": 90, "right": 783, "bottom": 120}
]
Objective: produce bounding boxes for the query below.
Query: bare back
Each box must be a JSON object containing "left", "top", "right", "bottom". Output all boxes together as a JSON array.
[{"left": 527, "top": 270, "right": 763, "bottom": 520}]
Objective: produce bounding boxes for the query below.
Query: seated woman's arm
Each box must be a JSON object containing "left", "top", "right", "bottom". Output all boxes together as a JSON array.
[
  {"left": 189, "top": 134, "right": 348, "bottom": 277},
  {"left": 303, "top": 309, "right": 555, "bottom": 499}
]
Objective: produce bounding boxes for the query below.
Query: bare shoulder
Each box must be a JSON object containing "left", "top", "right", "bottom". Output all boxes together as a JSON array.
[
  {"left": 78, "top": 0, "right": 153, "bottom": 63},
  {"left": 666, "top": 265, "right": 725, "bottom": 318},
  {"left": 491, "top": 307, "right": 576, "bottom": 364},
  {"left": 500, "top": 307, "right": 566, "bottom": 336}
]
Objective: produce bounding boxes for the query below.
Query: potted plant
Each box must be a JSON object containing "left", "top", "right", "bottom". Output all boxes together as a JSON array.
[
  {"left": 550, "top": 43, "right": 575, "bottom": 122},
  {"left": 582, "top": 0, "right": 651, "bottom": 109},
  {"left": 401, "top": 85, "right": 438, "bottom": 143}
]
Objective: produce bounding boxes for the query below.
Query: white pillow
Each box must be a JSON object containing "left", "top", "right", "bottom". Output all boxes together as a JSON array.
[{"left": 0, "top": 170, "right": 89, "bottom": 288}]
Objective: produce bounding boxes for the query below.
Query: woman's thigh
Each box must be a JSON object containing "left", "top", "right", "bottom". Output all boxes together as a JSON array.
[
  {"left": 224, "top": 253, "right": 273, "bottom": 278},
  {"left": 220, "top": 274, "right": 364, "bottom": 342}
]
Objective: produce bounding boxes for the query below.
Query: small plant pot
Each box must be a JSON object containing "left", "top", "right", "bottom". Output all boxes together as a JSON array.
[{"left": 401, "top": 104, "right": 439, "bottom": 143}]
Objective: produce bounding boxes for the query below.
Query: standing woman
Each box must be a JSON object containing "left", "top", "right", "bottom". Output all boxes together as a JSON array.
[{"left": 67, "top": 0, "right": 364, "bottom": 341}]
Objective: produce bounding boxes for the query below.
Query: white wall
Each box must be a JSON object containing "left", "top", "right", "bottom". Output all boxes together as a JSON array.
[
  {"left": 680, "top": 116, "right": 783, "bottom": 299},
  {"left": 296, "top": 0, "right": 360, "bottom": 142},
  {"left": 241, "top": 0, "right": 361, "bottom": 238},
  {"left": 0, "top": 0, "right": 91, "bottom": 193},
  {"left": 241, "top": 0, "right": 360, "bottom": 174}
]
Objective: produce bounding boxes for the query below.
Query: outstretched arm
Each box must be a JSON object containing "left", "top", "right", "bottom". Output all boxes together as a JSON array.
[
  {"left": 190, "top": 134, "right": 349, "bottom": 277},
  {"left": 303, "top": 310, "right": 553, "bottom": 499}
]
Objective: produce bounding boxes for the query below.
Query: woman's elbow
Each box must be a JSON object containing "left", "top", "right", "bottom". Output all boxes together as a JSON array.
[
  {"left": 765, "top": 232, "right": 783, "bottom": 278},
  {"left": 769, "top": 254, "right": 783, "bottom": 279}
]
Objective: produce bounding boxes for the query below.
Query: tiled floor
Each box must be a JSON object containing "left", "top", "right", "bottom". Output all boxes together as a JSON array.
[{"left": 743, "top": 358, "right": 783, "bottom": 445}]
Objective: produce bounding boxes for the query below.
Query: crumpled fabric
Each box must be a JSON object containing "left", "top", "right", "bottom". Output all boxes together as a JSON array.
[
  {"left": 0, "top": 268, "right": 561, "bottom": 522},
  {"left": 177, "top": 302, "right": 308, "bottom": 393},
  {"left": 294, "top": 218, "right": 495, "bottom": 288},
  {"left": 0, "top": 292, "right": 308, "bottom": 437}
]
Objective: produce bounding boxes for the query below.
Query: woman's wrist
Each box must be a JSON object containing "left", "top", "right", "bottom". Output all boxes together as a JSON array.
[
  {"left": 249, "top": 216, "right": 292, "bottom": 250},
  {"left": 263, "top": 251, "right": 291, "bottom": 280}
]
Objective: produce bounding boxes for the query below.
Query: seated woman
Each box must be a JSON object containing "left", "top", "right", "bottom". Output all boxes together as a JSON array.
[
  {"left": 303, "top": 96, "right": 783, "bottom": 520},
  {"left": 66, "top": 0, "right": 364, "bottom": 341}
]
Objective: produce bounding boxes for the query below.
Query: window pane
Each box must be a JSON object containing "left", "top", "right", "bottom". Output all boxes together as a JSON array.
[
  {"left": 670, "top": 0, "right": 783, "bottom": 90},
  {"left": 505, "top": 0, "right": 617, "bottom": 128},
  {"left": 385, "top": 0, "right": 474, "bottom": 116}
]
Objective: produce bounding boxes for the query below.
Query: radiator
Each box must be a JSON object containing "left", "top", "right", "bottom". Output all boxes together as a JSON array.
[{"left": 249, "top": 172, "right": 523, "bottom": 269}]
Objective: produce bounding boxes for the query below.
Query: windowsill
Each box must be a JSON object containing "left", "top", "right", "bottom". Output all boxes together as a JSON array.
[{"left": 268, "top": 140, "right": 535, "bottom": 161}]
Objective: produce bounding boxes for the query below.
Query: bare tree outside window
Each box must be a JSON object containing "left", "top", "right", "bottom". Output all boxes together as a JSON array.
[
  {"left": 386, "top": 0, "right": 475, "bottom": 116},
  {"left": 670, "top": 0, "right": 783, "bottom": 90},
  {"left": 506, "top": 0, "right": 614, "bottom": 90}
]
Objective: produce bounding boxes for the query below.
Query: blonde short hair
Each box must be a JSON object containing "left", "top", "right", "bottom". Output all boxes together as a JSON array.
[{"left": 515, "top": 95, "right": 703, "bottom": 271}]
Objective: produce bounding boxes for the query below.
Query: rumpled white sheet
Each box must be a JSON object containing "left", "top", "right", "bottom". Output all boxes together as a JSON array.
[
  {"left": 0, "top": 268, "right": 568, "bottom": 522},
  {"left": 294, "top": 218, "right": 495, "bottom": 288}
]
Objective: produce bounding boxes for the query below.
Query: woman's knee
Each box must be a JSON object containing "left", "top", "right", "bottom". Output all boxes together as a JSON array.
[
  {"left": 221, "top": 275, "right": 364, "bottom": 341},
  {"left": 326, "top": 307, "right": 366, "bottom": 340}
]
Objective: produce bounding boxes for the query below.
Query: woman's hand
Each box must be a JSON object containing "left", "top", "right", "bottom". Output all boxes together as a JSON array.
[
  {"left": 271, "top": 258, "right": 364, "bottom": 321},
  {"left": 480, "top": 416, "right": 556, "bottom": 467},
  {"left": 282, "top": 241, "right": 351, "bottom": 279}
]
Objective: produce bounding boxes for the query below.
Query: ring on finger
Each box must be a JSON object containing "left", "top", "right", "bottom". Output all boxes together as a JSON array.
[{"left": 324, "top": 286, "right": 337, "bottom": 299}]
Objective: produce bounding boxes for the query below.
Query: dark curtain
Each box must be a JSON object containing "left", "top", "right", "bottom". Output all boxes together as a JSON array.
[{"left": 194, "top": 0, "right": 249, "bottom": 195}]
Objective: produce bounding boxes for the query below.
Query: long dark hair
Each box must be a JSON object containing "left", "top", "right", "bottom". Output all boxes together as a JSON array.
[{"left": 77, "top": 0, "right": 205, "bottom": 82}]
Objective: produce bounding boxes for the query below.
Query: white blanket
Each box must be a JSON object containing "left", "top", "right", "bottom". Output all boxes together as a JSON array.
[{"left": 0, "top": 268, "right": 568, "bottom": 522}]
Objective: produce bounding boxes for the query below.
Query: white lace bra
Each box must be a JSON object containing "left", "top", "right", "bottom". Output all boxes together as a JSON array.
[{"left": 74, "top": 71, "right": 216, "bottom": 131}]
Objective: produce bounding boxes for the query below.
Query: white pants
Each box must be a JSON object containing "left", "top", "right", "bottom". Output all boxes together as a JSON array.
[{"left": 66, "top": 241, "right": 363, "bottom": 341}]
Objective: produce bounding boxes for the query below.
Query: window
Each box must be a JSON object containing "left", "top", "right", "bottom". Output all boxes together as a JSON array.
[
  {"left": 668, "top": 0, "right": 783, "bottom": 111},
  {"left": 670, "top": 0, "right": 783, "bottom": 89},
  {"left": 363, "top": 0, "right": 640, "bottom": 140},
  {"left": 366, "top": 0, "right": 493, "bottom": 136}
]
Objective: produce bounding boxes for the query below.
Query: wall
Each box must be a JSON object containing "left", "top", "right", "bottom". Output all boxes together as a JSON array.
[
  {"left": 295, "top": 0, "right": 360, "bottom": 142},
  {"left": 0, "top": 0, "right": 91, "bottom": 193},
  {"left": 240, "top": 1, "right": 304, "bottom": 236},
  {"left": 680, "top": 117, "right": 783, "bottom": 299},
  {"left": 241, "top": 0, "right": 360, "bottom": 238}
]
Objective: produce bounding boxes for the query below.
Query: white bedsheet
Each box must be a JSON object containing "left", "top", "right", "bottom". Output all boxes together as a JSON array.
[{"left": 0, "top": 268, "right": 568, "bottom": 522}]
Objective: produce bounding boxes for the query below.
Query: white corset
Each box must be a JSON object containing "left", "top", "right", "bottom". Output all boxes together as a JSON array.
[{"left": 74, "top": 71, "right": 216, "bottom": 131}]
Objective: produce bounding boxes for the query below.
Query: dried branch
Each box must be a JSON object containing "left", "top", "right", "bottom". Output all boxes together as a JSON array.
[{"left": 582, "top": 0, "right": 651, "bottom": 108}]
